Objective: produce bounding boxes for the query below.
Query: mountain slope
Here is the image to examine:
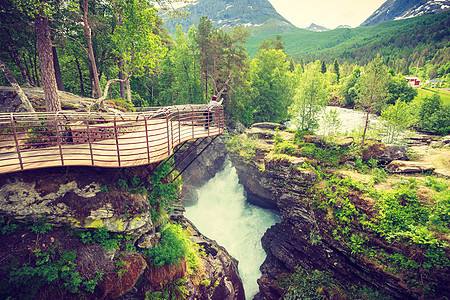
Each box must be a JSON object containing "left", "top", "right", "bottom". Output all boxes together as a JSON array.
[
  {"left": 361, "top": 0, "right": 450, "bottom": 26},
  {"left": 305, "top": 23, "right": 329, "bottom": 32},
  {"left": 245, "top": 10, "right": 450, "bottom": 66},
  {"left": 162, "top": 0, "right": 296, "bottom": 33}
]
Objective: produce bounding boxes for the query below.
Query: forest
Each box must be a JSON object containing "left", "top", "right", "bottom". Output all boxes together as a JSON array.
[{"left": 0, "top": 0, "right": 449, "bottom": 136}]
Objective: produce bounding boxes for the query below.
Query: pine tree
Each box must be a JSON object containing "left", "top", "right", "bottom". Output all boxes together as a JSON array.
[
  {"left": 321, "top": 61, "right": 327, "bottom": 74},
  {"left": 333, "top": 59, "right": 340, "bottom": 83}
]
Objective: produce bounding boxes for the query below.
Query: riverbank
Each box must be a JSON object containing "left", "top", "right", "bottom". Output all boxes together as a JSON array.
[{"left": 227, "top": 122, "right": 450, "bottom": 299}]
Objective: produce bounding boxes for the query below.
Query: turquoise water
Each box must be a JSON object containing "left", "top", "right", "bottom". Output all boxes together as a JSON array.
[{"left": 185, "top": 159, "right": 280, "bottom": 299}]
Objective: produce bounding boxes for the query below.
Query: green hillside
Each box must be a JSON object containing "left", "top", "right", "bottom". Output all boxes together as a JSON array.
[{"left": 246, "top": 10, "right": 450, "bottom": 65}]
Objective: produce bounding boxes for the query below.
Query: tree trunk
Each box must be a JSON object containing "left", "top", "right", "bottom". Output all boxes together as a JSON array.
[
  {"left": 126, "top": 78, "right": 131, "bottom": 102},
  {"left": 35, "top": 13, "right": 61, "bottom": 111},
  {"left": 118, "top": 58, "right": 126, "bottom": 99},
  {"left": 6, "top": 32, "right": 31, "bottom": 87},
  {"left": 52, "top": 45, "right": 65, "bottom": 91},
  {"left": 83, "top": 0, "right": 102, "bottom": 98},
  {"left": 361, "top": 108, "right": 371, "bottom": 150},
  {"left": 33, "top": 44, "right": 41, "bottom": 87},
  {"left": 0, "top": 58, "right": 35, "bottom": 112},
  {"left": 22, "top": 51, "right": 34, "bottom": 86},
  {"left": 74, "top": 57, "right": 85, "bottom": 97}
]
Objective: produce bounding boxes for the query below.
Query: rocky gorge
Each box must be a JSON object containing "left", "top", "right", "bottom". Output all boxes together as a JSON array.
[
  {"left": 0, "top": 159, "right": 244, "bottom": 299},
  {"left": 1, "top": 86, "right": 449, "bottom": 299},
  {"left": 228, "top": 123, "right": 450, "bottom": 299}
]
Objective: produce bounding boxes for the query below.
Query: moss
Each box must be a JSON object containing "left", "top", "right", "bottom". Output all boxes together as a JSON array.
[
  {"left": 85, "top": 219, "right": 104, "bottom": 228},
  {"left": 114, "top": 219, "right": 124, "bottom": 232}
]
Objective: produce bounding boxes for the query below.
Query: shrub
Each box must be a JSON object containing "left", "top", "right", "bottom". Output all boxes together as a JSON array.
[
  {"left": 145, "top": 224, "right": 191, "bottom": 267},
  {"left": 226, "top": 134, "right": 259, "bottom": 162}
]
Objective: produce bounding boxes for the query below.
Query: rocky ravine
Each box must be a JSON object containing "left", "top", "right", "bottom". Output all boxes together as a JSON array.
[
  {"left": 0, "top": 164, "right": 244, "bottom": 299},
  {"left": 229, "top": 123, "right": 450, "bottom": 299}
]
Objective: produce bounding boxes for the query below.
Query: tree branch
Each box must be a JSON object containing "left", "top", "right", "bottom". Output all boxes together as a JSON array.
[
  {"left": 88, "top": 75, "right": 131, "bottom": 112},
  {"left": 50, "top": 28, "right": 89, "bottom": 57}
]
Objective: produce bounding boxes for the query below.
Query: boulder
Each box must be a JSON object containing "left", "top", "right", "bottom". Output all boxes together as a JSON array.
[
  {"left": 302, "top": 135, "right": 354, "bottom": 149},
  {"left": 101, "top": 252, "right": 148, "bottom": 298},
  {"left": 250, "top": 122, "right": 286, "bottom": 130},
  {"left": 386, "top": 160, "right": 435, "bottom": 174},
  {"left": 362, "top": 141, "right": 408, "bottom": 164},
  {"left": 0, "top": 166, "right": 154, "bottom": 235},
  {"left": 430, "top": 135, "right": 450, "bottom": 148},
  {"left": 137, "top": 232, "right": 161, "bottom": 249}
]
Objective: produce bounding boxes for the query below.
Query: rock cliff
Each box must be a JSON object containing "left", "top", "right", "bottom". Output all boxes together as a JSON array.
[
  {"left": 228, "top": 124, "right": 450, "bottom": 299},
  {"left": 0, "top": 164, "right": 243, "bottom": 299}
]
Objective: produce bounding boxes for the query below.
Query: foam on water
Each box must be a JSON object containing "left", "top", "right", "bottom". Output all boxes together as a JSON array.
[{"left": 185, "top": 159, "right": 280, "bottom": 299}]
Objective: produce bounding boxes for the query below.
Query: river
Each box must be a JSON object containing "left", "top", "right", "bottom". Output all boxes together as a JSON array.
[
  {"left": 184, "top": 159, "right": 281, "bottom": 299},
  {"left": 185, "top": 107, "right": 381, "bottom": 299}
]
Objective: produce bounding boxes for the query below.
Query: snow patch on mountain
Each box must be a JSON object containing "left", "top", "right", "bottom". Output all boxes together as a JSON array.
[{"left": 361, "top": 0, "right": 450, "bottom": 26}]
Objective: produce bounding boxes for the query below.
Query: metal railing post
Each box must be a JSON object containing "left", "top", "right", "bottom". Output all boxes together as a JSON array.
[
  {"left": 165, "top": 110, "right": 171, "bottom": 156},
  {"left": 176, "top": 106, "right": 181, "bottom": 144},
  {"left": 10, "top": 113, "right": 23, "bottom": 170},
  {"left": 54, "top": 112, "right": 64, "bottom": 166},
  {"left": 190, "top": 105, "right": 194, "bottom": 139},
  {"left": 143, "top": 114, "right": 150, "bottom": 164},
  {"left": 86, "top": 114, "right": 94, "bottom": 166},
  {"left": 114, "top": 114, "right": 121, "bottom": 167}
]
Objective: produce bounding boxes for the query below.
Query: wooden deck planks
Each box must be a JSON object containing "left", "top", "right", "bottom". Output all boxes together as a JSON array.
[{"left": 0, "top": 121, "right": 222, "bottom": 174}]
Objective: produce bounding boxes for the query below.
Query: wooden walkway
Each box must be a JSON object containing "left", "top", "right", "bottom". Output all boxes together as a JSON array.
[{"left": 0, "top": 105, "right": 224, "bottom": 174}]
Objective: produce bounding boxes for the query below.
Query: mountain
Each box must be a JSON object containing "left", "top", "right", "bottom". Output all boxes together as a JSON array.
[
  {"left": 335, "top": 25, "right": 352, "bottom": 29},
  {"left": 305, "top": 23, "right": 329, "bottom": 32},
  {"left": 245, "top": 9, "right": 450, "bottom": 66},
  {"left": 162, "top": 0, "right": 297, "bottom": 33},
  {"left": 361, "top": 0, "right": 450, "bottom": 26}
]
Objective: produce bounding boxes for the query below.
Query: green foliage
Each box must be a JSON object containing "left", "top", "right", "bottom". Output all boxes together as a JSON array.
[
  {"left": 340, "top": 67, "right": 360, "bottom": 107},
  {"left": 26, "top": 122, "right": 56, "bottom": 146},
  {"left": 277, "top": 266, "right": 340, "bottom": 300},
  {"left": 144, "top": 224, "right": 190, "bottom": 267},
  {"left": 319, "top": 108, "right": 342, "bottom": 136},
  {"left": 246, "top": 10, "right": 449, "bottom": 75},
  {"left": 386, "top": 74, "right": 417, "bottom": 104},
  {"left": 415, "top": 94, "right": 450, "bottom": 135},
  {"left": 226, "top": 133, "right": 259, "bottom": 162},
  {"left": 272, "top": 129, "right": 298, "bottom": 156},
  {"left": 111, "top": 0, "right": 167, "bottom": 78},
  {"left": 5, "top": 245, "right": 103, "bottom": 298},
  {"left": 118, "top": 174, "right": 147, "bottom": 195},
  {"left": 0, "top": 217, "right": 21, "bottom": 235},
  {"left": 145, "top": 277, "right": 189, "bottom": 300},
  {"left": 71, "top": 227, "right": 130, "bottom": 251},
  {"left": 250, "top": 48, "right": 293, "bottom": 123},
  {"left": 147, "top": 158, "right": 182, "bottom": 223},
  {"left": 379, "top": 100, "right": 414, "bottom": 143},
  {"left": 28, "top": 216, "right": 53, "bottom": 234},
  {"left": 290, "top": 61, "right": 328, "bottom": 131},
  {"left": 110, "top": 98, "right": 136, "bottom": 112},
  {"left": 295, "top": 142, "right": 348, "bottom": 167}
]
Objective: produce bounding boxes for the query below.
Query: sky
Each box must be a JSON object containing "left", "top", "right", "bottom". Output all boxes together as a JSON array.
[{"left": 267, "top": 0, "right": 387, "bottom": 29}]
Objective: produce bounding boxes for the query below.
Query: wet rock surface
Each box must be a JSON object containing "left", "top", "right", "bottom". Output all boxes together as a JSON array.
[
  {"left": 178, "top": 136, "right": 227, "bottom": 206},
  {"left": 228, "top": 126, "right": 450, "bottom": 300}
]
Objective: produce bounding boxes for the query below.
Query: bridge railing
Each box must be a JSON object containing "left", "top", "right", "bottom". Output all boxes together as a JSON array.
[{"left": 0, "top": 104, "right": 224, "bottom": 173}]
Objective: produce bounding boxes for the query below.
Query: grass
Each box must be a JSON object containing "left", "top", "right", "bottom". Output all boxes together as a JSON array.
[{"left": 416, "top": 87, "right": 450, "bottom": 105}]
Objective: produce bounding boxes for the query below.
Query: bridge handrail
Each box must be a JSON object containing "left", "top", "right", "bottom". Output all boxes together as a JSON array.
[{"left": 0, "top": 104, "right": 224, "bottom": 174}]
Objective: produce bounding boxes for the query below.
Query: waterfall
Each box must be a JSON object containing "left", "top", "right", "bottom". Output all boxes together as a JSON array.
[{"left": 185, "top": 158, "right": 280, "bottom": 299}]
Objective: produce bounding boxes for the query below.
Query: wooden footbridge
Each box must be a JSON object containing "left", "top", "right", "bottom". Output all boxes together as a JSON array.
[{"left": 0, "top": 104, "right": 224, "bottom": 174}]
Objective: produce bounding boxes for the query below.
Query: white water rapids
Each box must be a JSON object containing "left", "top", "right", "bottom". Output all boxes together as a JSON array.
[{"left": 184, "top": 159, "right": 281, "bottom": 299}]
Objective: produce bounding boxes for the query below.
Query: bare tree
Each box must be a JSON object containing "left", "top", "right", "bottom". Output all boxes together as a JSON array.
[{"left": 0, "top": 58, "right": 35, "bottom": 112}]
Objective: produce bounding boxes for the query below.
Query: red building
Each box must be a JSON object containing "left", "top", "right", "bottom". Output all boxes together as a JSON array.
[{"left": 405, "top": 77, "right": 421, "bottom": 87}]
